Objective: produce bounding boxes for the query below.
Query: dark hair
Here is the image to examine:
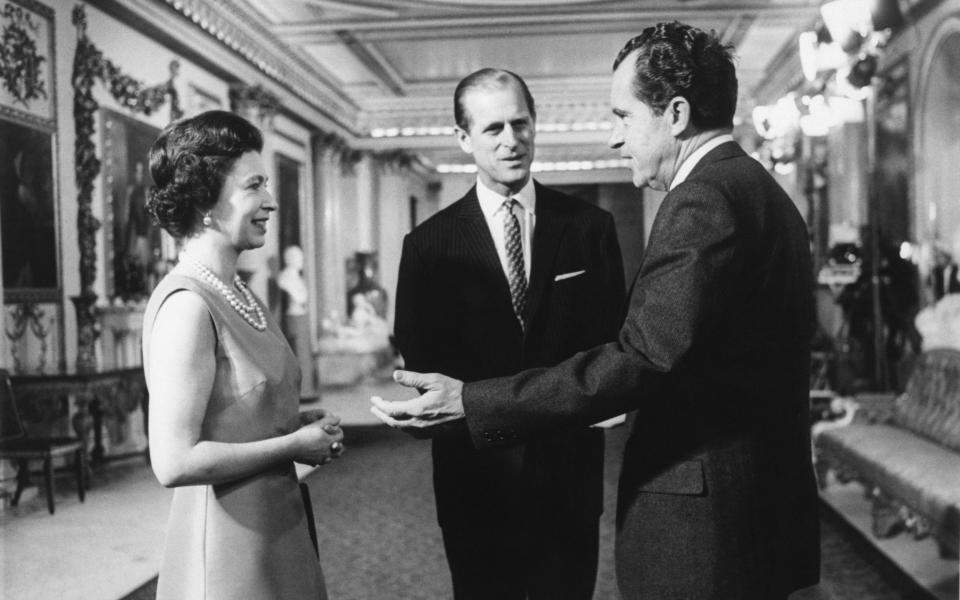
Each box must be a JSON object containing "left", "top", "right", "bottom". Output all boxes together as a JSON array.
[
  {"left": 146, "top": 110, "right": 263, "bottom": 238},
  {"left": 453, "top": 68, "right": 536, "bottom": 131},
  {"left": 613, "top": 21, "right": 737, "bottom": 131}
]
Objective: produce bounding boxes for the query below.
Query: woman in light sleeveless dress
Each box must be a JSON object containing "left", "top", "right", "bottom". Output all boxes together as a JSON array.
[{"left": 141, "top": 111, "right": 344, "bottom": 599}]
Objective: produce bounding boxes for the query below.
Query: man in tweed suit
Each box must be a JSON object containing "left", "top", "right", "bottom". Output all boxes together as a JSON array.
[
  {"left": 392, "top": 68, "right": 624, "bottom": 599},
  {"left": 376, "top": 23, "right": 820, "bottom": 600}
]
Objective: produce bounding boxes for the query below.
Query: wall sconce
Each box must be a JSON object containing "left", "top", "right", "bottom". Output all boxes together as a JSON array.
[
  {"left": 868, "top": 0, "right": 905, "bottom": 30},
  {"left": 821, "top": 0, "right": 873, "bottom": 52},
  {"left": 799, "top": 94, "right": 837, "bottom": 136},
  {"left": 826, "top": 95, "right": 866, "bottom": 123},
  {"left": 820, "top": 0, "right": 904, "bottom": 52},
  {"left": 812, "top": 0, "right": 904, "bottom": 92},
  {"left": 756, "top": 93, "right": 862, "bottom": 141},
  {"left": 846, "top": 53, "right": 878, "bottom": 88},
  {"left": 799, "top": 29, "right": 848, "bottom": 82},
  {"left": 752, "top": 93, "right": 801, "bottom": 140}
]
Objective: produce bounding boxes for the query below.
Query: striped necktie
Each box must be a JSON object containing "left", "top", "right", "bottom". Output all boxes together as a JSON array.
[{"left": 503, "top": 198, "right": 527, "bottom": 327}]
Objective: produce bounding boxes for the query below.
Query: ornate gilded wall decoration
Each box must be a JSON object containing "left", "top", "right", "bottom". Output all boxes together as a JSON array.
[
  {"left": 229, "top": 83, "right": 279, "bottom": 130},
  {"left": 4, "top": 302, "right": 51, "bottom": 373},
  {"left": 0, "top": 1, "right": 47, "bottom": 106},
  {"left": 70, "top": 4, "right": 180, "bottom": 370}
]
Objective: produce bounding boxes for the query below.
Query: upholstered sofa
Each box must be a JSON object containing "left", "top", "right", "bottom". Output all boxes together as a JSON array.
[{"left": 815, "top": 348, "right": 960, "bottom": 558}]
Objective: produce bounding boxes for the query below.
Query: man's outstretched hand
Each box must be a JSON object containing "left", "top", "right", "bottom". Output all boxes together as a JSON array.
[{"left": 370, "top": 370, "right": 466, "bottom": 435}]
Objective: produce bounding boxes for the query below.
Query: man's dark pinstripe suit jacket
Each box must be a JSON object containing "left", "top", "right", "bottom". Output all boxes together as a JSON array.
[{"left": 394, "top": 180, "right": 625, "bottom": 535}]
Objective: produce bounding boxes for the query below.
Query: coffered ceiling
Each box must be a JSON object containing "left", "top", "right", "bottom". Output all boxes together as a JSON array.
[{"left": 148, "top": 0, "right": 823, "bottom": 169}]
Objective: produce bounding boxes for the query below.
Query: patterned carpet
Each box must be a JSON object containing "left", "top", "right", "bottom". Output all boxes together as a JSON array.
[{"left": 121, "top": 423, "right": 935, "bottom": 600}]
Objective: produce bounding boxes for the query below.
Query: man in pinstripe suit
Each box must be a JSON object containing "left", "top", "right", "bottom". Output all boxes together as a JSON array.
[{"left": 392, "top": 68, "right": 625, "bottom": 600}]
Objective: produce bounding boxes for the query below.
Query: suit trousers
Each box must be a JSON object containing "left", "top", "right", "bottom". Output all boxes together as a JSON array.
[{"left": 441, "top": 518, "right": 599, "bottom": 600}]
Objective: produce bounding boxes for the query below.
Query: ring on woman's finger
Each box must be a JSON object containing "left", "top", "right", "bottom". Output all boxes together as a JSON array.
[{"left": 330, "top": 441, "right": 344, "bottom": 454}]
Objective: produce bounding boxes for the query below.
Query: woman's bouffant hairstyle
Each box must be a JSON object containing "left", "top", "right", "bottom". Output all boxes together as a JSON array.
[
  {"left": 613, "top": 22, "right": 738, "bottom": 131},
  {"left": 146, "top": 110, "right": 263, "bottom": 238}
]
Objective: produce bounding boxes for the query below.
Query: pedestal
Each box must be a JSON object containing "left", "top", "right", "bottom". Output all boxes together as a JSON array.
[{"left": 316, "top": 334, "right": 393, "bottom": 387}]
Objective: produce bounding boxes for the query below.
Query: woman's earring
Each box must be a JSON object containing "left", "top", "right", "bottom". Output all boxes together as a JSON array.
[{"left": 202, "top": 214, "right": 212, "bottom": 227}]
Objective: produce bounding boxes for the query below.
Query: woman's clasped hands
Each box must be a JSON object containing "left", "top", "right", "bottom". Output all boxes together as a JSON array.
[{"left": 295, "top": 409, "right": 345, "bottom": 466}]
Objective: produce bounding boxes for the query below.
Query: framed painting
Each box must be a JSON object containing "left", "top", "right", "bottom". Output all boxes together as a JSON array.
[
  {"left": 0, "top": 117, "right": 58, "bottom": 301},
  {"left": 101, "top": 108, "right": 164, "bottom": 301},
  {"left": 0, "top": 0, "right": 57, "bottom": 303}
]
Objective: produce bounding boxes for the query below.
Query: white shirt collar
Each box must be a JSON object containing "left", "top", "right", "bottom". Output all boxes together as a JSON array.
[
  {"left": 669, "top": 134, "right": 734, "bottom": 190},
  {"left": 477, "top": 177, "right": 536, "bottom": 218}
]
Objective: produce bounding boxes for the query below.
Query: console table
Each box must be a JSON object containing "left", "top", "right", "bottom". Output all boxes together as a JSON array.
[{"left": 10, "top": 367, "right": 148, "bottom": 464}]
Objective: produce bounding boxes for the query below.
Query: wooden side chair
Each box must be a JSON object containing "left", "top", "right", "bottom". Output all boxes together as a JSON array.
[{"left": 0, "top": 369, "right": 88, "bottom": 514}]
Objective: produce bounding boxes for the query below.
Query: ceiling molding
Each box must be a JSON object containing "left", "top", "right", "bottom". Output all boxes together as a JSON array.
[
  {"left": 297, "top": 0, "right": 402, "bottom": 18},
  {"left": 357, "top": 97, "right": 613, "bottom": 135},
  {"left": 395, "top": 75, "right": 612, "bottom": 98},
  {"left": 353, "top": 128, "right": 610, "bottom": 153},
  {"left": 273, "top": 4, "right": 820, "bottom": 41},
  {"left": 335, "top": 31, "right": 408, "bottom": 95},
  {"left": 383, "top": 0, "right": 620, "bottom": 8}
]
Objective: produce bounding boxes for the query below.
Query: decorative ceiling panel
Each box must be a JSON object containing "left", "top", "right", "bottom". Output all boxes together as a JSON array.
[
  {"left": 302, "top": 43, "right": 382, "bottom": 86},
  {"left": 374, "top": 32, "right": 630, "bottom": 83}
]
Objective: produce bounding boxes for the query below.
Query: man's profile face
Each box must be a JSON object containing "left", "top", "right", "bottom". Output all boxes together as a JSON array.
[
  {"left": 608, "top": 52, "right": 674, "bottom": 191},
  {"left": 455, "top": 81, "right": 535, "bottom": 196}
]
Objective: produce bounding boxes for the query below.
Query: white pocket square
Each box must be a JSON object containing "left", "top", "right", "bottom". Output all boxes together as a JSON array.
[{"left": 554, "top": 270, "right": 586, "bottom": 282}]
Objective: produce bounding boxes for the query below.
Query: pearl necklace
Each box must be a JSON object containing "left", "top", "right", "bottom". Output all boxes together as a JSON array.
[{"left": 180, "top": 253, "right": 267, "bottom": 331}]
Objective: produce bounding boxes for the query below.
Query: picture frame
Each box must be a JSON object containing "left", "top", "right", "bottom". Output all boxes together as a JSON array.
[
  {"left": 0, "top": 117, "right": 59, "bottom": 302},
  {"left": 101, "top": 108, "right": 164, "bottom": 302}
]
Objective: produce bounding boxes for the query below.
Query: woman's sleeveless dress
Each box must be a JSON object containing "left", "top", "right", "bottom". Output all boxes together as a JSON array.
[{"left": 143, "top": 271, "right": 327, "bottom": 600}]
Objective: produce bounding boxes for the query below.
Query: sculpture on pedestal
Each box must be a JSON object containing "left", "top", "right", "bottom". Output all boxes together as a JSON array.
[{"left": 346, "top": 251, "right": 388, "bottom": 326}]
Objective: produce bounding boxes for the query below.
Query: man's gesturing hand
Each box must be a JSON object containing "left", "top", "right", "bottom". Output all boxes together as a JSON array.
[{"left": 370, "top": 370, "right": 465, "bottom": 432}]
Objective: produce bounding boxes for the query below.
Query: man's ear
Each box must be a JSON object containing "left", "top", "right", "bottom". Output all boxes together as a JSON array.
[
  {"left": 455, "top": 127, "right": 473, "bottom": 155},
  {"left": 667, "top": 97, "right": 691, "bottom": 136}
]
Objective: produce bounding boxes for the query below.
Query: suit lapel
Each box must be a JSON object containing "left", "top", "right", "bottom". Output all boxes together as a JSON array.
[
  {"left": 457, "top": 188, "right": 515, "bottom": 303},
  {"left": 524, "top": 183, "right": 567, "bottom": 325}
]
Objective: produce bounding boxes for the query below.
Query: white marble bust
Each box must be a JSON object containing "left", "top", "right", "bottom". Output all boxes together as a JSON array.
[{"left": 277, "top": 245, "right": 308, "bottom": 317}]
